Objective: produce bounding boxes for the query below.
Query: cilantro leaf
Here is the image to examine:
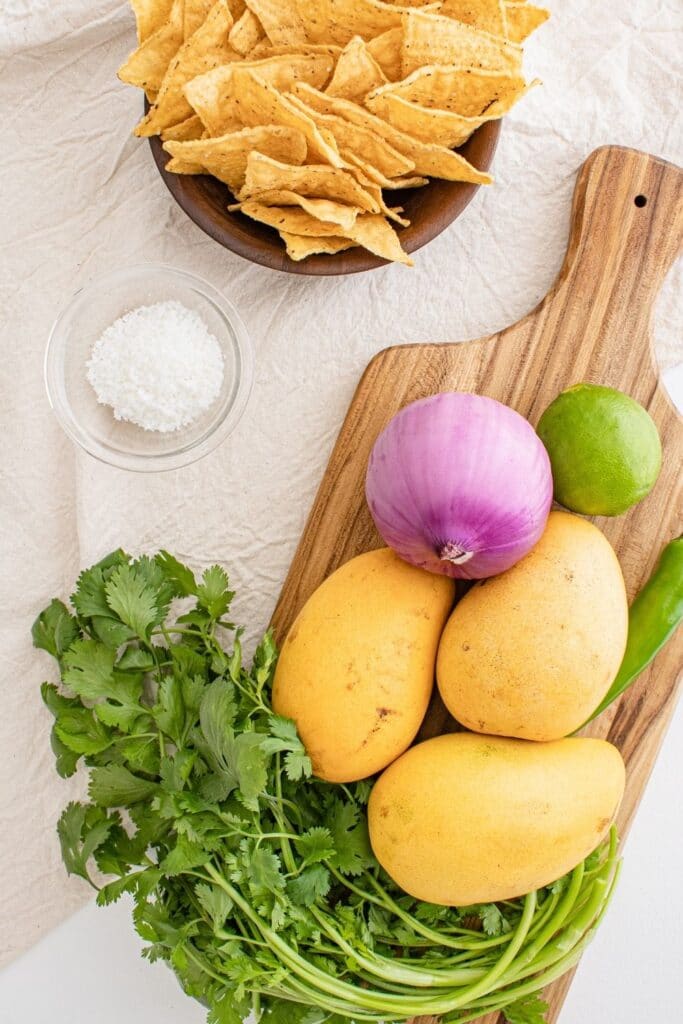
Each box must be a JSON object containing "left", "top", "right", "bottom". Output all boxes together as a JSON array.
[
  {"left": 162, "top": 835, "right": 212, "bottom": 875},
  {"left": 261, "top": 716, "right": 312, "bottom": 781},
  {"left": 62, "top": 640, "right": 116, "bottom": 700},
  {"left": 96, "top": 867, "right": 163, "bottom": 908},
  {"left": 61, "top": 639, "right": 145, "bottom": 729},
  {"left": 117, "top": 646, "right": 156, "bottom": 671},
  {"left": 288, "top": 866, "right": 331, "bottom": 907},
  {"left": 53, "top": 704, "right": 112, "bottom": 756},
  {"left": 295, "top": 827, "right": 335, "bottom": 867},
  {"left": 171, "top": 643, "right": 208, "bottom": 682},
  {"left": 207, "top": 990, "right": 245, "bottom": 1024},
  {"left": 32, "top": 599, "right": 79, "bottom": 659},
  {"left": 88, "top": 766, "right": 158, "bottom": 807},
  {"left": 91, "top": 615, "right": 135, "bottom": 648},
  {"left": 245, "top": 845, "right": 285, "bottom": 900},
  {"left": 117, "top": 732, "right": 159, "bottom": 775},
  {"left": 199, "top": 729, "right": 268, "bottom": 810},
  {"left": 70, "top": 550, "right": 128, "bottom": 619},
  {"left": 197, "top": 565, "right": 234, "bottom": 619},
  {"left": 328, "top": 801, "right": 374, "bottom": 876},
  {"left": 57, "top": 803, "right": 116, "bottom": 884},
  {"left": 197, "top": 680, "right": 268, "bottom": 808},
  {"left": 96, "top": 873, "right": 140, "bottom": 906},
  {"left": 153, "top": 676, "right": 186, "bottom": 745},
  {"left": 49, "top": 726, "right": 80, "bottom": 778},
  {"left": 105, "top": 562, "right": 164, "bottom": 640},
  {"left": 196, "top": 883, "right": 234, "bottom": 930},
  {"left": 502, "top": 994, "right": 549, "bottom": 1024},
  {"left": 156, "top": 551, "right": 198, "bottom": 596},
  {"left": 479, "top": 904, "right": 512, "bottom": 937},
  {"left": 199, "top": 678, "right": 237, "bottom": 752},
  {"left": 41, "top": 682, "right": 83, "bottom": 776}
]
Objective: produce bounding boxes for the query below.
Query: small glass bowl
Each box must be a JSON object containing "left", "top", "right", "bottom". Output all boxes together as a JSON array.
[{"left": 45, "top": 264, "right": 253, "bottom": 472}]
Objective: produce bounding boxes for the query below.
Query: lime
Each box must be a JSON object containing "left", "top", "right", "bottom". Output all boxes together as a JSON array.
[{"left": 537, "top": 383, "right": 662, "bottom": 516}]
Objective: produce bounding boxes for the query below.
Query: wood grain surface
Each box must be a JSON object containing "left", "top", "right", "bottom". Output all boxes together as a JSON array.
[{"left": 271, "top": 145, "right": 683, "bottom": 1023}]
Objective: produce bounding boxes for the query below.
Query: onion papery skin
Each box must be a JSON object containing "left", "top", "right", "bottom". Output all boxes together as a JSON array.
[{"left": 365, "top": 392, "right": 553, "bottom": 580}]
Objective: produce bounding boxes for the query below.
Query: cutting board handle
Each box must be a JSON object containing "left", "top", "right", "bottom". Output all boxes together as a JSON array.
[{"left": 538, "top": 146, "right": 683, "bottom": 352}]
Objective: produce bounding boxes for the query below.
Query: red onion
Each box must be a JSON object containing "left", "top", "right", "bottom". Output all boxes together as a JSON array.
[{"left": 365, "top": 393, "right": 553, "bottom": 579}]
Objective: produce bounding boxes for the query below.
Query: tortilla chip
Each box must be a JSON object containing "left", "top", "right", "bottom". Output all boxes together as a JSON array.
[
  {"left": 345, "top": 169, "right": 410, "bottom": 226},
  {"left": 292, "top": 83, "right": 493, "bottom": 183},
  {"left": 239, "top": 201, "right": 351, "bottom": 234},
  {"left": 185, "top": 53, "right": 336, "bottom": 135},
  {"left": 227, "top": 0, "right": 247, "bottom": 16},
  {"left": 243, "top": 0, "right": 308, "bottom": 45},
  {"left": 325, "top": 35, "right": 388, "bottom": 101},
  {"left": 161, "top": 113, "right": 206, "bottom": 140},
  {"left": 130, "top": 0, "right": 174, "bottom": 43},
  {"left": 368, "top": 66, "right": 527, "bottom": 117},
  {"left": 135, "top": 1, "right": 236, "bottom": 137},
  {"left": 239, "top": 151, "right": 380, "bottom": 211},
  {"left": 504, "top": 2, "right": 549, "bottom": 43},
  {"left": 232, "top": 189, "right": 361, "bottom": 231},
  {"left": 304, "top": 0, "right": 409, "bottom": 45},
  {"left": 340, "top": 212, "right": 413, "bottom": 265},
  {"left": 227, "top": 68, "right": 344, "bottom": 164},
  {"left": 165, "top": 154, "right": 206, "bottom": 174},
  {"left": 229, "top": 7, "right": 265, "bottom": 55},
  {"left": 280, "top": 233, "right": 356, "bottom": 259},
  {"left": 439, "top": 0, "right": 506, "bottom": 36},
  {"left": 402, "top": 10, "right": 523, "bottom": 76},
  {"left": 241, "top": 203, "right": 413, "bottom": 264},
  {"left": 163, "top": 124, "right": 308, "bottom": 190},
  {"left": 118, "top": 0, "right": 184, "bottom": 95},
  {"left": 341, "top": 150, "right": 426, "bottom": 190},
  {"left": 366, "top": 92, "right": 484, "bottom": 148},
  {"left": 366, "top": 27, "right": 403, "bottom": 81},
  {"left": 184, "top": 0, "right": 215, "bottom": 38},
  {"left": 248, "top": 41, "right": 342, "bottom": 61},
  {"left": 286, "top": 93, "right": 415, "bottom": 177},
  {"left": 367, "top": 79, "right": 529, "bottom": 147}
]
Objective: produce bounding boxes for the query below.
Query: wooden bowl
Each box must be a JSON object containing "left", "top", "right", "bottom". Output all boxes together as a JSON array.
[{"left": 148, "top": 119, "right": 501, "bottom": 276}]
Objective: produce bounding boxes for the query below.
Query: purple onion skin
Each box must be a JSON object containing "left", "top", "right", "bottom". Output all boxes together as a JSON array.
[{"left": 365, "top": 393, "right": 553, "bottom": 580}]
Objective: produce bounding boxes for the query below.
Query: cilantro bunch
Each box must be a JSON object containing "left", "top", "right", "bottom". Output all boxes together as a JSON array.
[{"left": 35, "top": 550, "right": 621, "bottom": 1024}]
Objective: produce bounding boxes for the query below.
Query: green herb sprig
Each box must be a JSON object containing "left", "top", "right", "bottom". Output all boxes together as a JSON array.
[{"left": 35, "top": 550, "right": 621, "bottom": 1024}]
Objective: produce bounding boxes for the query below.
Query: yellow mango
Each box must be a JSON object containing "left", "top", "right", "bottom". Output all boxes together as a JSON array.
[
  {"left": 368, "top": 732, "right": 625, "bottom": 905},
  {"left": 272, "top": 548, "right": 455, "bottom": 782},
  {"left": 436, "top": 511, "right": 628, "bottom": 741}
]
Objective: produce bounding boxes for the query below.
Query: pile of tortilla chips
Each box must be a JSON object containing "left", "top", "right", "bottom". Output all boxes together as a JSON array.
[{"left": 119, "top": 0, "right": 548, "bottom": 265}]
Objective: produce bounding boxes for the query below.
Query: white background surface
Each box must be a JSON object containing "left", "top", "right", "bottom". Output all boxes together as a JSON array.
[{"left": 1, "top": 0, "right": 681, "bottom": 1020}]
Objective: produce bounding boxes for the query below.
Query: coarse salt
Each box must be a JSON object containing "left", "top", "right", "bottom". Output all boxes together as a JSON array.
[{"left": 86, "top": 300, "right": 224, "bottom": 433}]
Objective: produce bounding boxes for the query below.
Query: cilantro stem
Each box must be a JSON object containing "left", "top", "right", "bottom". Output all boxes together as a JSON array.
[
  {"left": 359, "top": 871, "right": 514, "bottom": 951},
  {"left": 273, "top": 755, "right": 296, "bottom": 875}
]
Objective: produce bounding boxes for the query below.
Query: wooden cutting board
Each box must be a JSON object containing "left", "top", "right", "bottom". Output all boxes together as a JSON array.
[{"left": 271, "top": 145, "right": 683, "bottom": 1023}]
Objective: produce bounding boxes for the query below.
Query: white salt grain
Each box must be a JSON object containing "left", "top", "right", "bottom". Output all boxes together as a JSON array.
[{"left": 87, "top": 300, "right": 224, "bottom": 433}]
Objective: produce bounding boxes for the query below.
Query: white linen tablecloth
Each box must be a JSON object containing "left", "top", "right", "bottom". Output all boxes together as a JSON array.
[{"left": 0, "top": 0, "right": 681, "bottom": 967}]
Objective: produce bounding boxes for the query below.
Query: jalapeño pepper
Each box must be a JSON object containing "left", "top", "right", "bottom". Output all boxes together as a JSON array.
[{"left": 586, "top": 536, "right": 683, "bottom": 725}]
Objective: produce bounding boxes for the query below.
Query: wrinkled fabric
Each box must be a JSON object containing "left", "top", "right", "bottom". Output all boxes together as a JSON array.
[{"left": 0, "top": 0, "right": 681, "bottom": 967}]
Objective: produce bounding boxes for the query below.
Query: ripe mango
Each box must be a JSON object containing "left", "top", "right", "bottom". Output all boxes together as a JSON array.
[
  {"left": 272, "top": 548, "right": 455, "bottom": 782},
  {"left": 368, "top": 732, "right": 625, "bottom": 905},
  {"left": 436, "top": 511, "right": 628, "bottom": 741}
]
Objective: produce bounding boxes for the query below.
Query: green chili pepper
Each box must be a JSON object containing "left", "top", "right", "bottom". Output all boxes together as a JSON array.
[{"left": 585, "top": 536, "right": 683, "bottom": 725}]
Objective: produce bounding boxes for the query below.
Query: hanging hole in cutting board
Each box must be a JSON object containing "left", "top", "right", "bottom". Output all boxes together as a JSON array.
[{"left": 634, "top": 194, "right": 648, "bottom": 207}]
